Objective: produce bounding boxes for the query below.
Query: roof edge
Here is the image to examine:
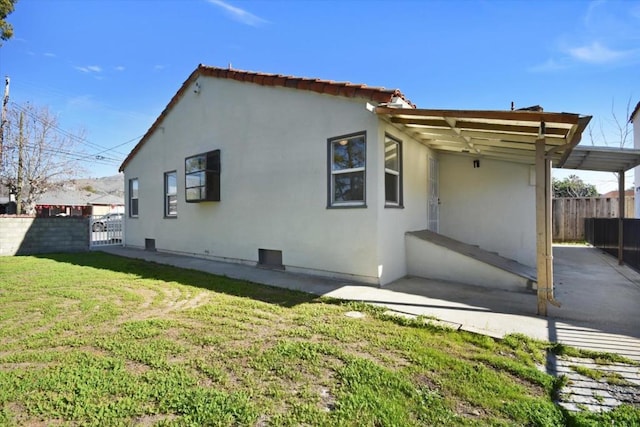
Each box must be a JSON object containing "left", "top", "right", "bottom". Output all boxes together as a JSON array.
[
  {"left": 630, "top": 101, "right": 640, "bottom": 123},
  {"left": 557, "top": 115, "right": 592, "bottom": 167},
  {"left": 119, "top": 66, "right": 201, "bottom": 172}
]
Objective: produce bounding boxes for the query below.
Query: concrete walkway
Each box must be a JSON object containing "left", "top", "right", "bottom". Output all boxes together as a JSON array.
[{"left": 97, "top": 244, "right": 640, "bottom": 362}]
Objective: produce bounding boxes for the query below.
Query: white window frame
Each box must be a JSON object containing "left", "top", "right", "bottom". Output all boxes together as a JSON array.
[
  {"left": 328, "top": 132, "right": 367, "bottom": 208},
  {"left": 164, "top": 171, "right": 177, "bottom": 217},
  {"left": 129, "top": 178, "right": 139, "bottom": 218},
  {"left": 384, "top": 134, "right": 402, "bottom": 207}
]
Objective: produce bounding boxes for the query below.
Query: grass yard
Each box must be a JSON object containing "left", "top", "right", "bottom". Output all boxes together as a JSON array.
[{"left": 0, "top": 253, "right": 638, "bottom": 426}]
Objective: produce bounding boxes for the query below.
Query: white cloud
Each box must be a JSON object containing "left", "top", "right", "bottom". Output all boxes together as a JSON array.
[
  {"left": 529, "top": 0, "right": 640, "bottom": 72},
  {"left": 43, "top": 52, "right": 56, "bottom": 58},
  {"left": 75, "top": 65, "right": 102, "bottom": 73},
  {"left": 115, "top": 66, "right": 125, "bottom": 71},
  {"left": 528, "top": 58, "right": 569, "bottom": 73},
  {"left": 207, "top": 0, "right": 268, "bottom": 27},
  {"left": 154, "top": 65, "right": 165, "bottom": 71},
  {"left": 567, "top": 41, "right": 632, "bottom": 64}
]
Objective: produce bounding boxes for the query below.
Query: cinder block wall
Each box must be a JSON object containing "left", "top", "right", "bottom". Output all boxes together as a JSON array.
[{"left": 0, "top": 216, "right": 89, "bottom": 256}]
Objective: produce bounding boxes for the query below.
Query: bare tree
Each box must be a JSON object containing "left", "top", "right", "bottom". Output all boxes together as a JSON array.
[
  {"left": 1, "top": 103, "right": 85, "bottom": 214},
  {"left": 588, "top": 97, "right": 633, "bottom": 148},
  {"left": 586, "top": 97, "right": 634, "bottom": 188}
]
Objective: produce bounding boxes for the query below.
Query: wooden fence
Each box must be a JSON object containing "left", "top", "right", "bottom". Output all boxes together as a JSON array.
[{"left": 552, "top": 197, "right": 634, "bottom": 242}]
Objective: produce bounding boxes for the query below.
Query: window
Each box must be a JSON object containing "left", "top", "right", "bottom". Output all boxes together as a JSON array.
[
  {"left": 384, "top": 135, "right": 402, "bottom": 207},
  {"left": 185, "top": 150, "right": 221, "bottom": 202},
  {"left": 328, "top": 132, "right": 366, "bottom": 207},
  {"left": 129, "top": 178, "right": 139, "bottom": 217},
  {"left": 164, "top": 171, "right": 177, "bottom": 217}
]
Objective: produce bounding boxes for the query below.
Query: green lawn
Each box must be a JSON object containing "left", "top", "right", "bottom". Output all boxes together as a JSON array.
[{"left": 0, "top": 253, "right": 638, "bottom": 426}]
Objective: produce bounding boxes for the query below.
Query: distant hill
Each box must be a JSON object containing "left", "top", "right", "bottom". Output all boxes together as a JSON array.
[{"left": 70, "top": 175, "right": 124, "bottom": 198}]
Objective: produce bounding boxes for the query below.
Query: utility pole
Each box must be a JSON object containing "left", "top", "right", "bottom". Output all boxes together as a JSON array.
[
  {"left": 0, "top": 76, "right": 9, "bottom": 169},
  {"left": 16, "top": 111, "right": 23, "bottom": 215}
]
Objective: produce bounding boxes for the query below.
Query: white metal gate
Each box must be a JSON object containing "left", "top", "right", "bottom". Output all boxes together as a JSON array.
[{"left": 89, "top": 214, "right": 124, "bottom": 248}]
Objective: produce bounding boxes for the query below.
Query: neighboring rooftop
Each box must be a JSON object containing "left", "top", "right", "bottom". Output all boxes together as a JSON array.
[
  {"left": 601, "top": 189, "right": 634, "bottom": 198},
  {"left": 38, "top": 188, "right": 123, "bottom": 207},
  {"left": 37, "top": 175, "right": 124, "bottom": 206}
]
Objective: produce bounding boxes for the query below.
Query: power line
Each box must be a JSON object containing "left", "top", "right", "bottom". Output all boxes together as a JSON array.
[
  {"left": 81, "top": 134, "right": 143, "bottom": 159},
  {"left": 10, "top": 101, "right": 131, "bottom": 156},
  {"left": 3, "top": 142, "right": 120, "bottom": 166},
  {"left": 5, "top": 102, "right": 142, "bottom": 164}
]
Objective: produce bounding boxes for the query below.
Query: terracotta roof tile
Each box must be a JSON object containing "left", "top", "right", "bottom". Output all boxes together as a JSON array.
[{"left": 119, "top": 65, "right": 414, "bottom": 172}]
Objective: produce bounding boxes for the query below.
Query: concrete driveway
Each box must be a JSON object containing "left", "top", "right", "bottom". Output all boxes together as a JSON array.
[{"left": 378, "top": 244, "right": 640, "bottom": 361}]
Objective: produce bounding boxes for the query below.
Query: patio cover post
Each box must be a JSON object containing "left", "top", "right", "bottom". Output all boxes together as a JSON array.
[
  {"left": 535, "top": 138, "right": 553, "bottom": 316},
  {"left": 618, "top": 170, "right": 624, "bottom": 266}
]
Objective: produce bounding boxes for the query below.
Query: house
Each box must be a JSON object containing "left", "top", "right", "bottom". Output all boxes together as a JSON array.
[
  {"left": 119, "top": 65, "right": 640, "bottom": 314},
  {"left": 632, "top": 100, "right": 640, "bottom": 218},
  {"left": 36, "top": 188, "right": 124, "bottom": 217},
  {"left": 601, "top": 190, "right": 634, "bottom": 198}
]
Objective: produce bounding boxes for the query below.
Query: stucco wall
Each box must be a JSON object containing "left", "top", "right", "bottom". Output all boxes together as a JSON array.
[
  {"left": 375, "top": 124, "right": 432, "bottom": 284},
  {"left": 438, "top": 154, "right": 536, "bottom": 267},
  {"left": 123, "top": 77, "right": 383, "bottom": 283},
  {"left": 0, "top": 216, "right": 89, "bottom": 255}
]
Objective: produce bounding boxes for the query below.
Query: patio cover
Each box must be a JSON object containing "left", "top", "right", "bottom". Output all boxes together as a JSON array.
[
  {"left": 375, "top": 106, "right": 591, "bottom": 166},
  {"left": 375, "top": 105, "right": 640, "bottom": 173},
  {"left": 561, "top": 146, "right": 640, "bottom": 172},
  {"left": 375, "top": 106, "right": 640, "bottom": 316}
]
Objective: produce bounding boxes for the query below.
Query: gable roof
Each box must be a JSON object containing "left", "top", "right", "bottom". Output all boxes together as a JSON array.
[{"left": 119, "top": 64, "right": 413, "bottom": 172}]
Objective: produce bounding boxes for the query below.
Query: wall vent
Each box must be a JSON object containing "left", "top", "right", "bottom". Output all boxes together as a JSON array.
[
  {"left": 145, "top": 238, "right": 156, "bottom": 251},
  {"left": 258, "top": 249, "right": 284, "bottom": 270}
]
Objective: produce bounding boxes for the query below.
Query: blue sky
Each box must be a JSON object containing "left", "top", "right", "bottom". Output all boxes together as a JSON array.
[{"left": 1, "top": 0, "right": 639, "bottom": 192}]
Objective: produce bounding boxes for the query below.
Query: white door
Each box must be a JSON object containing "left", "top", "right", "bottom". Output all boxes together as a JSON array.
[{"left": 428, "top": 157, "right": 439, "bottom": 232}]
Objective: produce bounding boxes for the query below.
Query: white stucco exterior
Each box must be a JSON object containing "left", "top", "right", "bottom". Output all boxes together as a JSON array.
[
  {"left": 437, "top": 154, "right": 536, "bottom": 267},
  {"left": 375, "top": 123, "right": 432, "bottom": 284},
  {"left": 123, "top": 76, "right": 435, "bottom": 285},
  {"left": 122, "top": 70, "right": 540, "bottom": 287},
  {"left": 125, "top": 79, "right": 374, "bottom": 281}
]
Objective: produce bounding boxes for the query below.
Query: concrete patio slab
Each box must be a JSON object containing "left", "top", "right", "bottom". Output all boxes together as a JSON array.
[{"left": 97, "top": 244, "right": 640, "bottom": 362}]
